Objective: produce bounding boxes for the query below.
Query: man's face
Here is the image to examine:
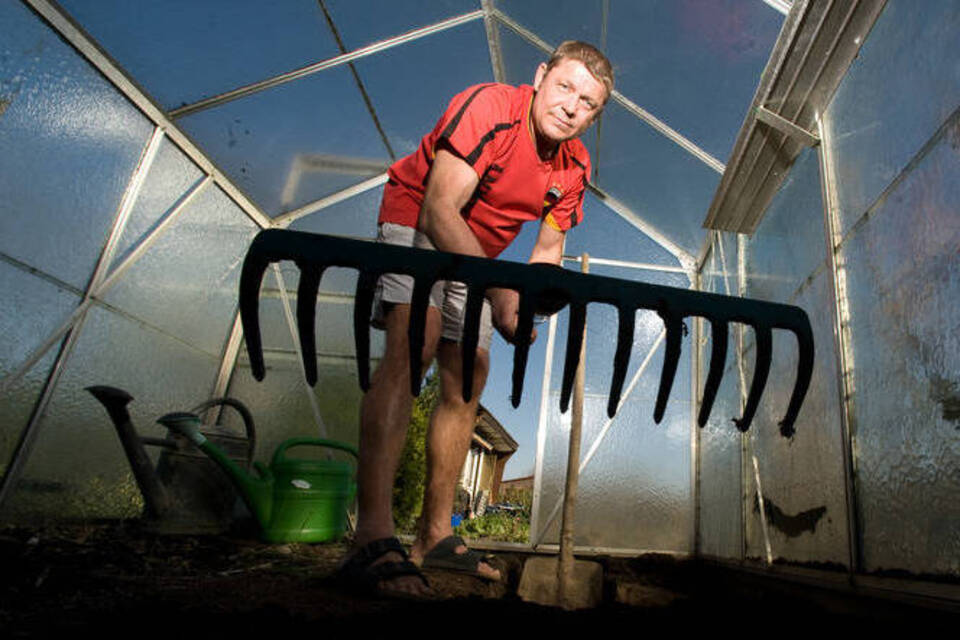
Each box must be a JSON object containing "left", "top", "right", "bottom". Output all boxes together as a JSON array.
[{"left": 531, "top": 58, "right": 606, "bottom": 146}]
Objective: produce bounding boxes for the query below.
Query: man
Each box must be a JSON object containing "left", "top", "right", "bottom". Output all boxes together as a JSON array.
[{"left": 338, "top": 41, "right": 613, "bottom": 598}]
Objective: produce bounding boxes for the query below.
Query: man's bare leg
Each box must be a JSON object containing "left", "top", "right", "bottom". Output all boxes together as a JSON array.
[
  {"left": 409, "top": 340, "right": 500, "bottom": 581},
  {"left": 348, "top": 303, "right": 441, "bottom": 596}
]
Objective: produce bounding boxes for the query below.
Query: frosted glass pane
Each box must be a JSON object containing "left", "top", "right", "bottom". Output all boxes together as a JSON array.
[
  {"left": 743, "top": 271, "right": 849, "bottom": 566},
  {"left": 111, "top": 139, "right": 205, "bottom": 269},
  {"left": 0, "top": 349, "right": 58, "bottom": 477},
  {"left": 0, "top": 1, "right": 153, "bottom": 289},
  {"left": 226, "top": 357, "right": 325, "bottom": 462},
  {"left": 177, "top": 67, "right": 390, "bottom": 216},
  {"left": 225, "top": 357, "right": 362, "bottom": 463},
  {"left": 606, "top": 0, "right": 782, "bottom": 160},
  {"left": 697, "top": 241, "right": 743, "bottom": 560},
  {"left": 101, "top": 186, "right": 258, "bottom": 355},
  {"left": 599, "top": 100, "right": 721, "bottom": 255},
  {"left": 842, "top": 133, "right": 960, "bottom": 576},
  {"left": 59, "top": 0, "right": 339, "bottom": 110},
  {"left": 289, "top": 186, "right": 383, "bottom": 239},
  {"left": 0, "top": 262, "right": 80, "bottom": 375},
  {"left": 353, "top": 21, "right": 493, "bottom": 159},
  {"left": 1, "top": 306, "right": 219, "bottom": 521},
  {"left": 745, "top": 148, "right": 826, "bottom": 303},
  {"left": 825, "top": 0, "right": 960, "bottom": 237}
]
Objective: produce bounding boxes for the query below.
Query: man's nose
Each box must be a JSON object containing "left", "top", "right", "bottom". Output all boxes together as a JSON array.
[{"left": 562, "top": 94, "right": 578, "bottom": 115}]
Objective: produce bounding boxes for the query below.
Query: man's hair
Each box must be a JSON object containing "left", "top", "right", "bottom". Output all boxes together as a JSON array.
[{"left": 545, "top": 40, "right": 614, "bottom": 103}]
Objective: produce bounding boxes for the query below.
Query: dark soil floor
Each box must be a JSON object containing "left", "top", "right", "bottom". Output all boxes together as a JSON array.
[{"left": 1, "top": 521, "right": 955, "bottom": 638}]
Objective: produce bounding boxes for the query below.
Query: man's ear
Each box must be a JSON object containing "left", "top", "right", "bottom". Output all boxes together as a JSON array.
[{"left": 533, "top": 62, "right": 548, "bottom": 91}]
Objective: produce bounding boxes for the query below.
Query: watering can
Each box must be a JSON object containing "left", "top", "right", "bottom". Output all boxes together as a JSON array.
[
  {"left": 87, "top": 385, "right": 256, "bottom": 534},
  {"left": 157, "top": 412, "right": 358, "bottom": 543}
]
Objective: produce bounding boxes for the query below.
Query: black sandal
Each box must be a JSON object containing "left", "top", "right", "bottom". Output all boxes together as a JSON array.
[
  {"left": 421, "top": 535, "right": 502, "bottom": 581},
  {"left": 336, "top": 537, "right": 432, "bottom": 599}
]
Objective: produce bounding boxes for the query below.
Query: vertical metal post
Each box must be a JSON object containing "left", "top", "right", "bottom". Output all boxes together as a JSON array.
[
  {"left": 691, "top": 269, "right": 702, "bottom": 557},
  {"left": 816, "top": 114, "right": 863, "bottom": 575},
  {"left": 557, "top": 253, "right": 588, "bottom": 610}
]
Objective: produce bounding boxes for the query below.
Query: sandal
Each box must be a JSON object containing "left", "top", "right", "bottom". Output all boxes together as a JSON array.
[
  {"left": 421, "top": 535, "right": 502, "bottom": 581},
  {"left": 336, "top": 537, "right": 432, "bottom": 600}
]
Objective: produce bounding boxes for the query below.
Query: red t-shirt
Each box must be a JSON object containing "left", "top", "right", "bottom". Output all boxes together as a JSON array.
[{"left": 378, "top": 83, "right": 590, "bottom": 258}]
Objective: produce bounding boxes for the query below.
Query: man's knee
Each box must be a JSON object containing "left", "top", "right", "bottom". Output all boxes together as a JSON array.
[{"left": 437, "top": 343, "right": 489, "bottom": 407}]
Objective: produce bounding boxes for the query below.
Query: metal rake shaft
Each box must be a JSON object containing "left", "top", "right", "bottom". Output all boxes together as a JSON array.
[{"left": 239, "top": 230, "right": 814, "bottom": 436}]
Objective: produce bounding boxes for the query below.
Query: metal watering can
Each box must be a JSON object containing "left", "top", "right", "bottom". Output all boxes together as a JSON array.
[
  {"left": 87, "top": 385, "right": 256, "bottom": 534},
  {"left": 157, "top": 412, "right": 358, "bottom": 543}
]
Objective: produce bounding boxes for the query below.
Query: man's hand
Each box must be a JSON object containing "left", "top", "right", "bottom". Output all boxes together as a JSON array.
[{"left": 488, "top": 287, "right": 537, "bottom": 345}]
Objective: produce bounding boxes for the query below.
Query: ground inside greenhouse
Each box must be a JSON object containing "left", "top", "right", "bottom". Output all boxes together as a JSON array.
[{"left": 2, "top": 522, "right": 955, "bottom": 637}]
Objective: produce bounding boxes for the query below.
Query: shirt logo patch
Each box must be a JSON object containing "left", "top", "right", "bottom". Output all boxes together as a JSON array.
[{"left": 544, "top": 185, "right": 563, "bottom": 207}]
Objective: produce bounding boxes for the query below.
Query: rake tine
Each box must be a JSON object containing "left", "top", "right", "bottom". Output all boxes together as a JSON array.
[
  {"left": 560, "top": 301, "right": 587, "bottom": 413},
  {"left": 698, "top": 319, "right": 728, "bottom": 427},
  {"left": 238, "top": 245, "right": 272, "bottom": 381},
  {"left": 460, "top": 285, "right": 486, "bottom": 403},
  {"left": 510, "top": 290, "right": 537, "bottom": 408},
  {"left": 295, "top": 262, "right": 324, "bottom": 386},
  {"left": 607, "top": 306, "right": 635, "bottom": 418},
  {"left": 407, "top": 277, "right": 434, "bottom": 397},
  {"left": 654, "top": 312, "right": 685, "bottom": 424},
  {"left": 734, "top": 325, "right": 772, "bottom": 432},
  {"left": 353, "top": 271, "right": 380, "bottom": 392},
  {"left": 779, "top": 320, "right": 815, "bottom": 437}
]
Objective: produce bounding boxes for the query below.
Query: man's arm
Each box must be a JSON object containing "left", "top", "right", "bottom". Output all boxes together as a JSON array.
[{"left": 417, "top": 149, "right": 527, "bottom": 342}]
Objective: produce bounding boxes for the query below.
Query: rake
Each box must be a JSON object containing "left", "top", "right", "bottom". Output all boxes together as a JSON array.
[{"left": 239, "top": 230, "right": 814, "bottom": 436}]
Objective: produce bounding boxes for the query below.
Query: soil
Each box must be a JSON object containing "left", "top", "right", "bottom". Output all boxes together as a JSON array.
[{"left": 1, "top": 521, "right": 954, "bottom": 638}]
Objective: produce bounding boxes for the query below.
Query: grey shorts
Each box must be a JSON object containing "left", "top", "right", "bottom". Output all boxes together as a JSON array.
[{"left": 372, "top": 222, "right": 494, "bottom": 351}]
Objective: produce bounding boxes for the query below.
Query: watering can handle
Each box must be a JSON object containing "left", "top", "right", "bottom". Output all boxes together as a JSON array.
[
  {"left": 188, "top": 397, "right": 256, "bottom": 462},
  {"left": 272, "top": 437, "right": 359, "bottom": 466}
]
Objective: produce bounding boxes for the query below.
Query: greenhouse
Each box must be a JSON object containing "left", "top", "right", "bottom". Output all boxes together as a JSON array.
[{"left": 1, "top": 0, "right": 958, "bottom": 630}]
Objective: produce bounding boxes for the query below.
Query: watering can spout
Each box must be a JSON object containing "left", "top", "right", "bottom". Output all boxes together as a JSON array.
[{"left": 157, "top": 412, "right": 274, "bottom": 528}]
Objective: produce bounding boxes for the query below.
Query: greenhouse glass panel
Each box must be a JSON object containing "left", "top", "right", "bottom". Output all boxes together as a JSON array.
[
  {"left": 498, "top": 23, "right": 551, "bottom": 88},
  {"left": 697, "top": 239, "right": 743, "bottom": 560},
  {"left": 564, "top": 192, "right": 687, "bottom": 267},
  {"left": 534, "top": 264, "right": 693, "bottom": 552},
  {"left": 0, "top": 0, "right": 153, "bottom": 290},
  {"left": 227, "top": 356, "right": 331, "bottom": 463},
  {"left": 323, "top": 0, "right": 481, "bottom": 51},
  {"left": 606, "top": 0, "right": 783, "bottom": 161},
  {"left": 840, "top": 127, "right": 960, "bottom": 576},
  {"left": 0, "top": 262, "right": 80, "bottom": 378},
  {"left": 0, "top": 349, "right": 58, "bottom": 478},
  {"left": 100, "top": 186, "right": 259, "bottom": 356},
  {"left": 110, "top": 139, "right": 205, "bottom": 271},
  {"left": 288, "top": 185, "right": 383, "bottom": 239},
  {"left": 351, "top": 21, "right": 493, "bottom": 159},
  {"left": 58, "top": 0, "right": 340, "bottom": 110},
  {"left": 824, "top": 0, "right": 960, "bottom": 238},
  {"left": 741, "top": 146, "right": 848, "bottom": 565},
  {"left": 599, "top": 100, "right": 721, "bottom": 256},
  {"left": 176, "top": 66, "right": 390, "bottom": 216},
  {"left": 495, "top": 0, "right": 604, "bottom": 56},
  {"left": 1, "top": 306, "right": 220, "bottom": 521}
]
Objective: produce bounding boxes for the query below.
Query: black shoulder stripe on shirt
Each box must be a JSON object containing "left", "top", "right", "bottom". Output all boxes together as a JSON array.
[
  {"left": 465, "top": 120, "right": 520, "bottom": 166},
  {"left": 571, "top": 156, "right": 587, "bottom": 171},
  {"left": 441, "top": 84, "right": 497, "bottom": 141}
]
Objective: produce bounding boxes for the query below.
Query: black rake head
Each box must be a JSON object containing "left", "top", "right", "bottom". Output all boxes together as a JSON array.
[{"left": 239, "top": 230, "right": 814, "bottom": 437}]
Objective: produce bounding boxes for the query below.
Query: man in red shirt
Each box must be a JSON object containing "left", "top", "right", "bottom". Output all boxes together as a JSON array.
[{"left": 339, "top": 41, "right": 613, "bottom": 598}]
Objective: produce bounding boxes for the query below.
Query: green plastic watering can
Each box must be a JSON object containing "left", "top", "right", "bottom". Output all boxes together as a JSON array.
[{"left": 157, "top": 412, "right": 358, "bottom": 543}]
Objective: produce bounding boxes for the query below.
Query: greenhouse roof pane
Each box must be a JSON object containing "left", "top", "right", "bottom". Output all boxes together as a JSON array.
[
  {"left": 495, "top": 0, "right": 604, "bottom": 52},
  {"left": 598, "top": 100, "right": 722, "bottom": 256},
  {"left": 606, "top": 0, "right": 782, "bottom": 161},
  {"left": 176, "top": 66, "right": 390, "bottom": 216},
  {"left": 323, "top": 0, "right": 481, "bottom": 50},
  {"left": 59, "top": 0, "right": 339, "bottom": 110},
  {"left": 351, "top": 21, "right": 493, "bottom": 158}
]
